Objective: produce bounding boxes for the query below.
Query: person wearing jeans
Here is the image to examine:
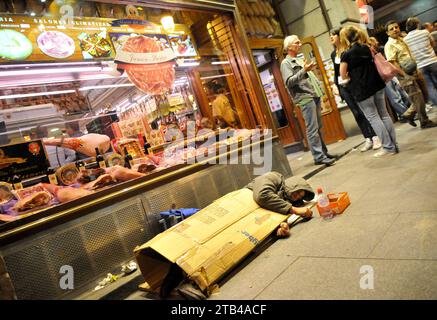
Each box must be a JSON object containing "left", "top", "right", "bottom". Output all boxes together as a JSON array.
[
  {"left": 404, "top": 17, "right": 437, "bottom": 107},
  {"left": 281, "top": 35, "right": 337, "bottom": 166},
  {"left": 330, "top": 28, "right": 381, "bottom": 152},
  {"left": 340, "top": 25, "right": 398, "bottom": 157},
  {"left": 357, "top": 89, "right": 398, "bottom": 154}
]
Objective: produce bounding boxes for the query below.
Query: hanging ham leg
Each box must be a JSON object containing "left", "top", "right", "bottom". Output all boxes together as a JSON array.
[{"left": 43, "top": 133, "right": 111, "bottom": 157}]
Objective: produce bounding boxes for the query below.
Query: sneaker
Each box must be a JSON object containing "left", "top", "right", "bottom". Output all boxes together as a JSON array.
[
  {"left": 401, "top": 113, "right": 417, "bottom": 127},
  {"left": 420, "top": 120, "right": 437, "bottom": 129},
  {"left": 326, "top": 153, "right": 340, "bottom": 160},
  {"left": 314, "top": 158, "right": 336, "bottom": 166},
  {"left": 372, "top": 136, "right": 382, "bottom": 150},
  {"left": 374, "top": 149, "right": 396, "bottom": 158},
  {"left": 360, "top": 138, "right": 373, "bottom": 152},
  {"left": 425, "top": 104, "right": 433, "bottom": 112}
]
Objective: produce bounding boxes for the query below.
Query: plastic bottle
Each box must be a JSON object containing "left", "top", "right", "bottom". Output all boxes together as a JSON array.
[{"left": 317, "top": 187, "right": 334, "bottom": 220}]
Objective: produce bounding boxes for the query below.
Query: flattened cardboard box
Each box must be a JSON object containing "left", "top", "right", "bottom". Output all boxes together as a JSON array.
[{"left": 134, "top": 188, "right": 289, "bottom": 292}]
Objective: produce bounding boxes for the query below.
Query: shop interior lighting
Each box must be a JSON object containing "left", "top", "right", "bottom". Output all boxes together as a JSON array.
[
  {"left": 200, "top": 73, "right": 233, "bottom": 80},
  {"left": 50, "top": 128, "right": 59, "bottom": 132},
  {"left": 177, "top": 62, "right": 200, "bottom": 67},
  {"left": 161, "top": 16, "right": 175, "bottom": 32},
  {"left": 0, "top": 89, "right": 76, "bottom": 100},
  {"left": 211, "top": 61, "right": 230, "bottom": 65},
  {"left": 0, "top": 66, "right": 112, "bottom": 77},
  {"left": 79, "top": 83, "right": 135, "bottom": 91}
]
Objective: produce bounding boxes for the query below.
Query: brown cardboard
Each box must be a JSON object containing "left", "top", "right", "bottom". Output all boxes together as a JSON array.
[{"left": 134, "top": 188, "right": 289, "bottom": 293}]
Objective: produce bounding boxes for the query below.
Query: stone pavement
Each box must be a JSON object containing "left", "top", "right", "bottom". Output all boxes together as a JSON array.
[{"left": 209, "top": 109, "right": 437, "bottom": 300}]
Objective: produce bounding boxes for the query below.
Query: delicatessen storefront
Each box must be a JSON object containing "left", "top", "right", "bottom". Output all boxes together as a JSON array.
[{"left": 0, "top": 0, "right": 292, "bottom": 299}]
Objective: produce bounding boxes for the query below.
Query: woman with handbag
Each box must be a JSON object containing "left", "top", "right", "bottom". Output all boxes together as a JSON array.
[
  {"left": 330, "top": 28, "right": 381, "bottom": 152},
  {"left": 339, "top": 25, "right": 398, "bottom": 157}
]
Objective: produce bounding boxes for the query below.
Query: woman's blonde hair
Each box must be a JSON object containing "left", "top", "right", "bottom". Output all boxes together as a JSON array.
[{"left": 339, "top": 25, "right": 370, "bottom": 54}]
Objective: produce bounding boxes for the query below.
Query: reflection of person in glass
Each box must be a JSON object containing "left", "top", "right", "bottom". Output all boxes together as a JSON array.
[
  {"left": 280, "top": 35, "right": 337, "bottom": 166},
  {"left": 209, "top": 80, "right": 238, "bottom": 128}
]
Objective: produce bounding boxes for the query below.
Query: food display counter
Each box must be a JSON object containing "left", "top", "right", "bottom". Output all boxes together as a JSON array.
[
  {"left": 0, "top": 136, "right": 291, "bottom": 300},
  {"left": 0, "top": 0, "right": 291, "bottom": 300}
]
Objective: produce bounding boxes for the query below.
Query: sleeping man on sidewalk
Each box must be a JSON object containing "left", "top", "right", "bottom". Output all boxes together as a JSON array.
[{"left": 246, "top": 171, "right": 315, "bottom": 237}]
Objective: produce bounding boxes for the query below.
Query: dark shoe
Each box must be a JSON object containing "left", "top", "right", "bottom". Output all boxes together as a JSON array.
[
  {"left": 326, "top": 153, "right": 340, "bottom": 160},
  {"left": 177, "top": 282, "right": 207, "bottom": 300},
  {"left": 314, "top": 158, "right": 336, "bottom": 166},
  {"left": 402, "top": 114, "right": 417, "bottom": 127},
  {"left": 420, "top": 121, "right": 437, "bottom": 129}
]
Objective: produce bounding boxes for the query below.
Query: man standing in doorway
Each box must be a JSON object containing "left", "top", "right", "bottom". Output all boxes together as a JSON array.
[
  {"left": 280, "top": 35, "right": 337, "bottom": 166},
  {"left": 384, "top": 20, "right": 437, "bottom": 129}
]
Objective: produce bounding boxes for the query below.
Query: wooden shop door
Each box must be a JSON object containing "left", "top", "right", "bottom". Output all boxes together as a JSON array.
[{"left": 296, "top": 36, "right": 346, "bottom": 145}]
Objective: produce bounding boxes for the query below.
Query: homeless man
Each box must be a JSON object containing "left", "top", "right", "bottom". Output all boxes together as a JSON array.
[{"left": 246, "top": 171, "right": 315, "bottom": 237}]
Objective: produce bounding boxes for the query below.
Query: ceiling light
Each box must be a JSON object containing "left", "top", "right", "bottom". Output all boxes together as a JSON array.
[
  {"left": 0, "top": 89, "right": 76, "bottom": 100},
  {"left": 177, "top": 62, "right": 200, "bottom": 67},
  {"left": 79, "top": 83, "right": 135, "bottom": 91},
  {"left": 50, "top": 128, "right": 59, "bottom": 132},
  {"left": 0, "top": 66, "right": 112, "bottom": 77},
  {"left": 211, "top": 61, "right": 230, "bottom": 65},
  {"left": 161, "top": 16, "right": 175, "bottom": 32}
]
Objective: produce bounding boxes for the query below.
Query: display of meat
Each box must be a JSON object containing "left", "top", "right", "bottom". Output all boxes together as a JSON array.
[
  {"left": 12, "top": 184, "right": 53, "bottom": 201},
  {"left": 42, "top": 184, "right": 94, "bottom": 203},
  {"left": 76, "top": 168, "right": 106, "bottom": 184},
  {"left": 81, "top": 174, "right": 115, "bottom": 190},
  {"left": 116, "top": 35, "right": 176, "bottom": 95},
  {"left": 43, "top": 133, "right": 111, "bottom": 157},
  {"left": 104, "top": 166, "right": 146, "bottom": 182},
  {"left": 13, "top": 191, "right": 53, "bottom": 212}
]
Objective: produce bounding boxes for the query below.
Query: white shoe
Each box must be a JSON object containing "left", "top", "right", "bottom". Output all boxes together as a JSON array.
[
  {"left": 372, "top": 136, "right": 382, "bottom": 150},
  {"left": 360, "top": 138, "right": 373, "bottom": 152},
  {"left": 373, "top": 149, "right": 396, "bottom": 158}
]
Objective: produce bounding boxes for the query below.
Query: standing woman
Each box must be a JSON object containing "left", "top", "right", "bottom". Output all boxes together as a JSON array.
[
  {"left": 330, "top": 27, "right": 381, "bottom": 152},
  {"left": 340, "top": 25, "right": 398, "bottom": 157}
]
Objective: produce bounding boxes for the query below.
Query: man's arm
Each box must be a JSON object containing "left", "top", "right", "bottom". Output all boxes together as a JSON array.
[
  {"left": 252, "top": 173, "right": 293, "bottom": 215},
  {"left": 281, "top": 61, "right": 307, "bottom": 90}
]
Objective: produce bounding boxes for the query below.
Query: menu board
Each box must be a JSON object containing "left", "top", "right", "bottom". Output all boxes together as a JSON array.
[
  {"left": 0, "top": 140, "right": 49, "bottom": 182},
  {"left": 0, "top": 14, "right": 198, "bottom": 64},
  {"left": 0, "top": 15, "right": 116, "bottom": 63}
]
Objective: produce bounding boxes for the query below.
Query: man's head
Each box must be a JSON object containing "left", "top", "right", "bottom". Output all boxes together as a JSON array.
[
  {"left": 284, "top": 176, "right": 315, "bottom": 206},
  {"left": 405, "top": 17, "right": 420, "bottom": 33},
  {"left": 65, "top": 121, "right": 80, "bottom": 136},
  {"left": 422, "top": 22, "right": 433, "bottom": 32},
  {"left": 386, "top": 20, "right": 401, "bottom": 39},
  {"left": 434, "top": 20, "right": 437, "bottom": 29},
  {"left": 284, "top": 35, "right": 302, "bottom": 56}
]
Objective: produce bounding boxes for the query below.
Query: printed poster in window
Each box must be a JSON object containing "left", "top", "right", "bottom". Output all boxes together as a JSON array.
[{"left": 263, "top": 83, "right": 282, "bottom": 113}]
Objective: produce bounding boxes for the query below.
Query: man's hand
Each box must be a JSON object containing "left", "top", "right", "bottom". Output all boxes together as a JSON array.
[
  {"left": 304, "top": 59, "right": 317, "bottom": 72},
  {"left": 292, "top": 206, "right": 313, "bottom": 218}
]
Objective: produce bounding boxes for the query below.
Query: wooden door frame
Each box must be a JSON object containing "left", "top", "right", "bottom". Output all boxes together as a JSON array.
[{"left": 249, "top": 38, "right": 303, "bottom": 143}]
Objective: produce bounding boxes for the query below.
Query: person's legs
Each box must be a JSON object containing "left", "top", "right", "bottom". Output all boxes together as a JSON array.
[
  {"left": 399, "top": 74, "right": 432, "bottom": 126},
  {"left": 358, "top": 93, "right": 397, "bottom": 153},
  {"left": 340, "top": 86, "right": 376, "bottom": 139},
  {"left": 416, "top": 70, "right": 430, "bottom": 104},
  {"left": 385, "top": 80, "right": 409, "bottom": 116},
  {"left": 373, "top": 89, "right": 397, "bottom": 151},
  {"left": 314, "top": 97, "right": 329, "bottom": 155},
  {"left": 419, "top": 63, "right": 437, "bottom": 106},
  {"left": 300, "top": 99, "right": 328, "bottom": 162}
]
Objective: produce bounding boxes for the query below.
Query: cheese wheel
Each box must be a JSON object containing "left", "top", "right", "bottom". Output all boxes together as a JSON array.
[
  {"left": 242, "top": 0, "right": 255, "bottom": 16},
  {"left": 250, "top": 1, "right": 261, "bottom": 16},
  {"left": 265, "top": 0, "right": 276, "bottom": 17},
  {"left": 253, "top": 0, "right": 265, "bottom": 17}
]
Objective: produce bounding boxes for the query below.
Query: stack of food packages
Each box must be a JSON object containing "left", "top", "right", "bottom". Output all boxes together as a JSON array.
[{"left": 236, "top": 0, "right": 283, "bottom": 38}]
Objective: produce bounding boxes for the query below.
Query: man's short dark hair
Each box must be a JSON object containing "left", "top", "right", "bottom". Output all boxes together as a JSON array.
[
  {"left": 330, "top": 27, "right": 342, "bottom": 36},
  {"left": 406, "top": 17, "right": 420, "bottom": 32},
  {"left": 385, "top": 20, "right": 398, "bottom": 32}
]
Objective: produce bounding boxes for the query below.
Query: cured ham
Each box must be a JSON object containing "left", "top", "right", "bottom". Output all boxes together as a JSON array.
[
  {"left": 116, "top": 35, "right": 176, "bottom": 95},
  {"left": 41, "top": 183, "right": 94, "bottom": 203},
  {"left": 43, "top": 133, "right": 111, "bottom": 157},
  {"left": 81, "top": 174, "right": 115, "bottom": 190},
  {"left": 105, "top": 166, "right": 146, "bottom": 182},
  {"left": 13, "top": 191, "right": 53, "bottom": 212}
]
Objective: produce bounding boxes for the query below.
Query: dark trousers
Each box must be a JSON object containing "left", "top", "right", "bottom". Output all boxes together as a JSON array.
[{"left": 339, "top": 86, "right": 376, "bottom": 139}]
